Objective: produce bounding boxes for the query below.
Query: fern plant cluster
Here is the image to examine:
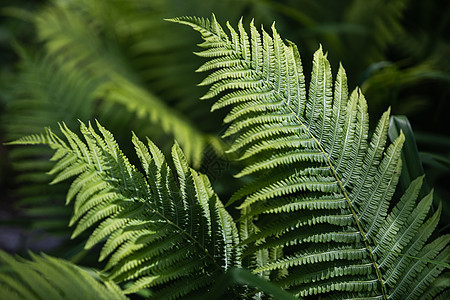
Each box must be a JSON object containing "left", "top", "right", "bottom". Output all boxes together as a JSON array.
[
  {"left": 1, "top": 14, "right": 449, "bottom": 300},
  {"left": 5, "top": 0, "right": 447, "bottom": 246},
  {"left": 1, "top": 0, "right": 230, "bottom": 237}
]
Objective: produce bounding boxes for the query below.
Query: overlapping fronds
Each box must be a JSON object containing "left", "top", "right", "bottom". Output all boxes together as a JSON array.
[
  {"left": 0, "top": 251, "right": 127, "bottom": 300},
  {"left": 28, "top": 0, "right": 225, "bottom": 167},
  {"left": 9, "top": 121, "right": 240, "bottom": 298},
  {"left": 3, "top": 0, "right": 230, "bottom": 239},
  {"left": 169, "top": 15, "right": 449, "bottom": 298}
]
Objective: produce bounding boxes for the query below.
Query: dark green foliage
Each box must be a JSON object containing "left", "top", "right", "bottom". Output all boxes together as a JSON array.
[
  {"left": 1, "top": 0, "right": 231, "bottom": 241},
  {"left": 0, "top": 251, "right": 127, "bottom": 300},
  {"left": 30, "top": 0, "right": 224, "bottom": 167},
  {"left": 0, "top": 0, "right": 449, "bottom": 299},
  {"left": 2, "top": 50, "right": 97, "bottom": 233}
]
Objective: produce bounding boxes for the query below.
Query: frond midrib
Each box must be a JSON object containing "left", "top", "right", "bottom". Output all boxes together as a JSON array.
[
  {"left": 54, "top": 139, "right": 224, "bottom": 273},
  {"left": 201, "top": 21, "right": 389, "bottom": 298}
]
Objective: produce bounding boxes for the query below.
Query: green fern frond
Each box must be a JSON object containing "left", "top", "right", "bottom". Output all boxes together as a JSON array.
[
  {"left": 95, "top": 75, "right": 221, "bottom": 167},
  {"left": 0, "top": 250, "right": 127, "bottom": 300},
  {"left": 1, "top": 50, "right": 99, "bottom": 233},
  {"left": 169, "top": 15, "right": 449, "bottom": 298},
  {"left": 12, "top": 121, "right": 240, "bottom": 298},
  {"left": 29, "top": 0, "right": 225, "bottom": 167}
]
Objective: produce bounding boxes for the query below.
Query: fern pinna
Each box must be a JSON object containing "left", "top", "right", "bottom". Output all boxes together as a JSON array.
[
  {"left": 168, "top": 15, "right": 449, "bottom": 298},
  {"left": 9, "top": 121, "right": 240, "bottom": 299}
]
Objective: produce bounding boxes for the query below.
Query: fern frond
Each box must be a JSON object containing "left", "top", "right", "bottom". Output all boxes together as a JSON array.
[
  {"left": 30, "top": 0, "right": 226, "bottom": 167},
  {"left": 12, "top": 121, "right": 240, "bottom": 298},
  {"left": 0, "top": 250, "right": 127, "bottom": 300},
  {"left": 95, "top": 75, "right": 219, "bottom": 167},
  {"left": 170, "top": 15, "right": 449, "bottom": 299},
  {"left": 1, "top": 51, "right": 99, "bottom": 234}
]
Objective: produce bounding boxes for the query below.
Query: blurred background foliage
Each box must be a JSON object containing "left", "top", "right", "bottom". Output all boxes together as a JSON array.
[{"left": 0, "top": 0, "right": 448, "bottom": 264}]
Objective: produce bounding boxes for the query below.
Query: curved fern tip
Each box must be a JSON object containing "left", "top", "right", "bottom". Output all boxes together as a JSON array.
[
  {"left": 171, "top": 140, "right": 188, "bottom": 166},
  {"left": 398, "top": 129, "right": 406, "bottom": 141},
  {"left": 270, "top": 21, "right": 276, "bottom": 30},
  {"left": 337, "top": 62, "right": 346, "bottom": 73},
  {"left": 386, "top": 106, "right": 392, "bottom": 115},
  {"left": 172, "top": 140, "right": 181, "bottom": 150},
  {"left": 57, "top": 121, "right": 66, "bottom": 130},
  {"left": 94, "top": 119, "right": 102, "bottom": 128}
]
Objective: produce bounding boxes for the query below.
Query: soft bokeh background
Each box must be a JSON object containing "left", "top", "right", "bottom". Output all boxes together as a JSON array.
[{"left": 0, "top": 0, "right": 448, "bottom": 263}]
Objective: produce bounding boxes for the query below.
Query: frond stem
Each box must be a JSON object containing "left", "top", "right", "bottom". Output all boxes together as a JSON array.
[
  {"left": 149, "top": 208, "right": 224, "bottom": 272},
  {"left": 235, "top": 47, "right": 388, "bottom": 300},
  {"left": 247, "top": 71, "right": 388, "bottom": 297},
  {"left": 300, "top": 122, "right": 388, "bottom": 299},
  {"left": 53, "top": 141, "right": 225, "bottom": 275},
  {"left": 252, "top": 75, "right": 388, "bottom": 298},
  {"left": 192, "top": 21, "right": 388, "bottom": 298}
]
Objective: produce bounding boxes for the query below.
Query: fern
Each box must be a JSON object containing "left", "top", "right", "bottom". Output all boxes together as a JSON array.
[
  {"left": 2, "top": 0, "right": 229, "bottom": 238},
  {"left": 168, "top": 15, "right": 449, "bottom": 298},
  {"left": 3, "top": 13, "right": 449, "bottom": 300},
  {"left": 27, "top": 0, "right": 225, "bottom": 167},
  {"left": 9, "top": 121, "right": 240, "bottom": 298},
  {"left": 0, "top": 250, "right": 127, "bottom": 300},
  {"left": 1, "top": 47, "right": 142, "bottom": 238},
  {"left": 1, "top": 50, "right": 98, "bottom": 233}
]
